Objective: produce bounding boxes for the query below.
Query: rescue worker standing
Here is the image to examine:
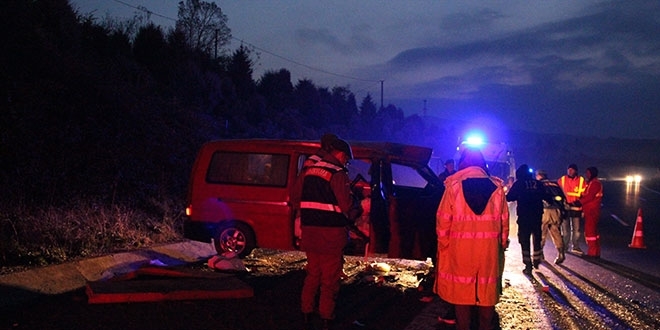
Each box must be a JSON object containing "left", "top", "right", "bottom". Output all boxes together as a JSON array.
[
  {"left": 574, "top": 167, "right": 603, "bottom": 258},
  {"left": 557, "top": 164, "right": 587, "bottom": 255},
  {"left": 291, "top": 133, "right": 339, "bottom": 249},
  {"left": 434, "top": 148, "right": 509, "bottom": 330},
  {"left": 536, "top": 170, "right": 567, "bottom": 264},
  {"left": 299, "top": 138, "right": 362, "bottom": 330},
  {"left": 507, "top": 164, "right": 546, "bottom": 274}
]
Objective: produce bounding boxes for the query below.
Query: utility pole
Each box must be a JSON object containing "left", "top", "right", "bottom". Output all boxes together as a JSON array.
[{"left": 380, "top": 80, "right": 384, "bottom": 110}]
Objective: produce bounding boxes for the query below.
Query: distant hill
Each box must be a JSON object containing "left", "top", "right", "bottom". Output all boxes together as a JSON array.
[
  {"left": 508, "top": 131, "right": 660, "bottom": 180},
  {"left": 420, "top": 116, "right": 660, "bottom": 180}
]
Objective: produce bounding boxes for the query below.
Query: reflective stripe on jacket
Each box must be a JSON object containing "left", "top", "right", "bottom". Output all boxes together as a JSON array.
[
  {"left": 300, "top": 159, "right": 350, "bottom": 227},
  {"left": 434, "top": 166, "right": 509, "bottom": 306},
  {"left": 558, "top": 175, "right": 586, "bottom": 204}
]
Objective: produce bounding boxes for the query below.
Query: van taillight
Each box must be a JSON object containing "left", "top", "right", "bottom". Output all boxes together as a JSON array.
[{"left": 185, "top": 205, "right": 192, "bottom": 216}]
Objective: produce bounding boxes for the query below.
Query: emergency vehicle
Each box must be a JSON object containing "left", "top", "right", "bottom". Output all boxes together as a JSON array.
[{"left": 455, "top": 134, "right": 516, "bottom": 181}]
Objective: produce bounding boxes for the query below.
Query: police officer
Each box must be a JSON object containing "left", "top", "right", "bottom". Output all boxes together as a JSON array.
[{"left": 299, "top": 138, "right": 362, "bottom": 330}]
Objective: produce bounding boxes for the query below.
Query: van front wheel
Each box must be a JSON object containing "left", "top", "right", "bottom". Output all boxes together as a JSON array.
[{"left": 215, "top": 223, "right": 256, "bottom": 258}]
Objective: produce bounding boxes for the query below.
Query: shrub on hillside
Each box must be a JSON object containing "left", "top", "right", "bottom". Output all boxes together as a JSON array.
[{"left": 0, "top": 198, "right": 183, "bottom": 268}]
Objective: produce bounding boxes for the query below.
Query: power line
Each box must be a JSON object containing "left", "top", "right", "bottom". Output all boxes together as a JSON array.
[
  {"left": 110, "top": 0, "right": 381, "bottom": 84},
  {"left": 232, "top": 37, "right": 379, "bottom": 83},
  {"left": 112, "top": 0, "right": 175, "bottom": 22}
]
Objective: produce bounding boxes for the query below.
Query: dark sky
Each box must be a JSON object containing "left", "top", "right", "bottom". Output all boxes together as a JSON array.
[{"left": 72, "top": 0, "right": 660, "bottom": 139}]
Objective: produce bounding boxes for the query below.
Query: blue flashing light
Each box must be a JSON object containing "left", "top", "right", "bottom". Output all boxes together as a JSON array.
[{"left": 464, "top": 134, "right": 485, "bottom": 147}]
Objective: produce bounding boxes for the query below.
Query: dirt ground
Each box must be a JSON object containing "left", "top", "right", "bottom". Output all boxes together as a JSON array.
[
  {"left": 238, "top": 248, "right": 542, "bottom": 330},
  {"left": 2, "top": 247, "right": 543, "bottom": 330}
]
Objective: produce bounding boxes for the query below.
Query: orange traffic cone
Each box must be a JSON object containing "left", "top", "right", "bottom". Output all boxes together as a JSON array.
[{"left": 628, "top": 208, "right": 647, "bottom": 249}]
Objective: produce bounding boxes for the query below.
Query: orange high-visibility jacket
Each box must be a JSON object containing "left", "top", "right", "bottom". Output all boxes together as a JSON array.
[
  {"left": 434, "top": 166, "right": 509, "bottom": 306},
  {"left": 557, "top": 175, "right": 586, "bottom": 204}
]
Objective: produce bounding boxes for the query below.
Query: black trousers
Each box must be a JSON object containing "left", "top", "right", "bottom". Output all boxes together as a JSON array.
[{"left": 517, "top": 217, "right": 543, "bottom": 267}]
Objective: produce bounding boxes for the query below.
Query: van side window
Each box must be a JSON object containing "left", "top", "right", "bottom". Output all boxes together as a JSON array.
[
  {"left": 391, "top": 163, "right": 428, "bottom": 188},
  {"left": 206, "top": 152, "right": 289, "bottom": 187}
]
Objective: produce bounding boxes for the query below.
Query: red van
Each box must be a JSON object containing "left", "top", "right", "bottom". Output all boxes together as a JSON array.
[{"left": 184, "top": 139, "right": 443, "bottom": 259}]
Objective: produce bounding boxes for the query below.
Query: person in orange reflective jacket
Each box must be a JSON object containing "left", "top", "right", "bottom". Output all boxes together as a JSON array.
[
  {"left": 574, "top": 167, "right": 603, "bottom": 258},
  {"left": 434, "top": 148, "right": 509, "bottom": 330},
  {"left": 557, "top": 164, "right": 587, "bottom": 254}
]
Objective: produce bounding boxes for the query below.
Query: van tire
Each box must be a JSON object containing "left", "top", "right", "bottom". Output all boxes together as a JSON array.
[{"left": 215, "top": 222, "right": 256, "bottom": 258}]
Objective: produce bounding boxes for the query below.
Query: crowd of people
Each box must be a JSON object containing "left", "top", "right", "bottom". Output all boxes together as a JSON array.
[
  {"left": 294, "top": 133, "right": 603, "bottom": 330},
  {"left": 433, "top": 152, "right": 603, "bottom": 329}
]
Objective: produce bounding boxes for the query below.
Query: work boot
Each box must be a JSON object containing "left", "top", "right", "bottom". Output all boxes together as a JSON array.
[
  {"left": 554, "top": 249, "right": 565, "bottom": 264},
  {"left": 522, "top": 264, "right": 533, "bottom": 275},
  {"left": 570, "top": 246, "right": 583, "bottom": 255}
]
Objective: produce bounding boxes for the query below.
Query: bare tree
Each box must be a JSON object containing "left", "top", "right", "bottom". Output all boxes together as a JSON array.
[{"left": 176, "top": 0, "right": 231, "bottom": 56}]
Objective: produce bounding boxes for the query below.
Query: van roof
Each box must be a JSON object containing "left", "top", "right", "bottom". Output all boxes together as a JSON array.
[{"left": 200, "top": 139, "right": 433, "bottom": 168}]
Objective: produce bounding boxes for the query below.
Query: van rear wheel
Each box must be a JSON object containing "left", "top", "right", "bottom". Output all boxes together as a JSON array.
[{"left": 215, "top": 223, "right": 255, "bottom": 258}]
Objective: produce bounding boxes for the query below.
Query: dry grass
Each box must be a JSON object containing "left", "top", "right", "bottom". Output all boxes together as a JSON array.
[{"left": 0, "top": 198, "right": 184, "bottom": 269}]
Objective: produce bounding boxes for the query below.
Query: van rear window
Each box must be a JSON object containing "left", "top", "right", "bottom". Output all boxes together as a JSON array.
[{"left": 206, "top": 152, "right": 289, "bottom": 187}]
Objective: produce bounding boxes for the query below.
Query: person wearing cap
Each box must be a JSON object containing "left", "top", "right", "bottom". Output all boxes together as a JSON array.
[
  {"left": 574, "top": 167, "right": 603, "bottom": 258},
  {"left": 299, "top": 138, "right": 362, "bottom": 330},
  {"left": 303, "top": 133, "right": 338, "bottom": 167},
  {"left": 536, "top": 169, "right": 567, "bottom": 264},
  {"left": 557, "top": 164, "right": 587, "bottom": 255},
  {"left": 434, "top": 148, "right": 509, "bottom": 330},
  {"left": 507, "top": 164, "right": 546, "bottom": 274},
  {"left": 437, "top": 158, "right": 457, "bottom": 184}
]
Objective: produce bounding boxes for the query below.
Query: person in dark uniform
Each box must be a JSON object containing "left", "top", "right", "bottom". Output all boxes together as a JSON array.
[
  {"left": 506, "top": 164, "right": 547, "bottom": 274},
  {"left": 437, "top": 159, "right": 457, "bottom": 184},
  {"left": 299, "top": 138, "right": 362, "bottom": 330}
]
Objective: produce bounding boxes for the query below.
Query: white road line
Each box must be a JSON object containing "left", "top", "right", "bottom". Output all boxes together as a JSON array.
[
  {"left": 609, "top": 214, "right": 629, "bottom": 227},
  {"left": 642, "top": 186, "right": 660, "bottom": 195}
]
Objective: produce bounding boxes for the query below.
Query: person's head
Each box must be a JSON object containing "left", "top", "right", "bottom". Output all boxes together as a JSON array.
[
  {"left": 516, "top": 164, "right": 532, "bottom": 180},
  {"left": 457, "top": 148, "right": 487, "bottom": 172},
  {"left": 320, "top": 133, "right": 339, "bottom": 152},
  {"left": 536, "top": 169, "right": 548, "bottom": 180},
  {"left": 444, "top": 159, "right": 455, "bottom": 172},
  {"left": 567, "top": 164, "right": 578, "bottom": 177},
  {"left": 330, "top": 138, "right": 353, "bottom": 166},
  {"left": 585, "top": 166, "right": 598, "bottom": 181}
]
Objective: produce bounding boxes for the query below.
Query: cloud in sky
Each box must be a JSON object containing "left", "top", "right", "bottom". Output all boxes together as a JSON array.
[{"left": 72, "top": 0, "right": 660, "bottom": 138}]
